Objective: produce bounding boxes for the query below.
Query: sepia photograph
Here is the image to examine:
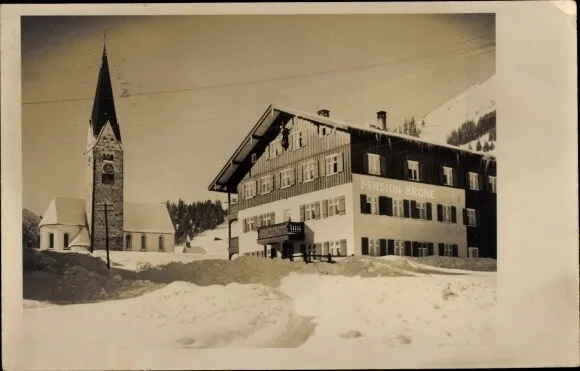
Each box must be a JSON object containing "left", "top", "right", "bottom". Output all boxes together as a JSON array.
[{"left": 2, "top": 2, "right": 578, "bottom": 370}]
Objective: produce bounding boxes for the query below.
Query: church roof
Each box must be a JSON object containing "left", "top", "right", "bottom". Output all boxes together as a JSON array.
[
  {"left": 90, "top": 45, "right": 122, "bottom": 143},
  {"left": 39, "top": 197, "right": 175, "bottom": 235},
  {"left": 69, "top": 227, "right": 91, "bottom": 247}
]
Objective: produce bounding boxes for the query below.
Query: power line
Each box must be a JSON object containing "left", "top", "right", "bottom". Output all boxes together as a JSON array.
[{"left": 22, "top": 34, "right": 494, "bottom": 106}]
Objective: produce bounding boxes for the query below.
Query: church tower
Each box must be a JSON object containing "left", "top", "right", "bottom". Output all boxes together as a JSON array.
[{"left": 85, "top": 41, "right": 124, "bottom": 251}]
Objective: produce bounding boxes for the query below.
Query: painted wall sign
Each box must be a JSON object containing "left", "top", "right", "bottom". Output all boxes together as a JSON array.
[{"left": 361, "top": 179, "right": 435, "bottom": 200}]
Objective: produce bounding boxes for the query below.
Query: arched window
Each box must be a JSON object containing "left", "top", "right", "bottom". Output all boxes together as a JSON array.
[
  {"left": 102, "top": 163, "right": 114, "bottom": 184},
  {"left": 141, "top": 234, "right": 146, "bottom": 251},
  {"left": 158, "top": 235, "right": 164, "bottom": 251},
  {"left": 49, "top": 233, "right": 54, "bottom": 249},
  {"left": 63, "top": 233, "right": 69, "bottom": 249},
  {"left": 125, "top": 234, "right": 132, "bottom": 250}
]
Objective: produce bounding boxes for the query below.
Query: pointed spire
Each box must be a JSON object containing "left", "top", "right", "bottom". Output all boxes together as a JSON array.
[{"left": 90, "top": 36, "right": 122, "bottom": 143}]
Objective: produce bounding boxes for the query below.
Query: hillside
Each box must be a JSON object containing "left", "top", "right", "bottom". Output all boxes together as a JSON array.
[{"left": 420, "top": 74, "right": 496, "bottom": 153}]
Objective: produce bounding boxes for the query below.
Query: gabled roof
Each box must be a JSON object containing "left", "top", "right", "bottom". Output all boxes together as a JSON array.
[
  {"left": 38, "top": 197, "right": 175, "bottom": 234},
  {"left": 69, "top": 227, "right": 90, "bottom": 247},
  {"left": 208, "top": 104, "right": 496, "bottom": 193},
  {"left": 90, "top": 45, "right": 122, "bottom": 143}
]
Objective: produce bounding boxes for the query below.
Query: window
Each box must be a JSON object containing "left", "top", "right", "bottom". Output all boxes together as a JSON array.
[
  {"left": 328, "top": 197, "right": 339, "bottom": 217},
  {"left": 467, "top": 208, "right": 477, "bottom": 227},
  {"left": 303, "top": 161, "right": 317, "bottom": 182},
  {"left": 261, "top": 212, "right": 274, "bottom": 227},
  {"left": 369, "top": 238, "right": 380, "bottom": 257},
  {"left": 102, "top": 154, "right": 114, "bottom": 162},
  {"left": 408, "top": 161, "right": 419, "bottom": 181},
  {"left": 419, "top": 242, "right": 429, "bottom": 257},
  {"left": 102, "top": 163, "right": 114, "bottom": 184},
  {"left": 158, "top": 235, "right": 165, "bottom": 251},
  {"left": 469, "top": 172, "right": 480, "bottom": 190},
  {"left": 417, "top": 202, "right": 427, "bottom": 220},
  {"left": 442, "top": 205, "right": 453, "bottom": 223},
  {"left": 281, "top": 168, "right": 294, "bottom": 188},
  {"left": 141, "top": 235, "right": 147, "bottom": 251},
  {"left": 63, "top": 233, "right": 69, "bottom": 250},
  {"left": 251, "top": 153, "right": 257, "bottom": 164},
  {"left": 489, "top": 176, "right": 497, "bottom": 193},
  {"left": 243, "top": 181, "right": 255, "bottom": 199},
  {"left": 319, "top": 126, "right": 332, "bottom": 137},
  {"left": 304, "top": 202, "right": 318, "bottom": 221},
  {"left": 125, "top": 234, "right": 132, "bottom": 250},
  {"left": 283, "top": 209, "right": 291, "bottom": 222},
  {"left": 326, "top": 196, "right": 346, "bottom": 217},
  {"left": 48, "top": 233, "right": 54, "bottom": 249},
  {"left": 368, "top": 195, "right": 379, "bottom": 215},
  {"left": 393, "top": 199, "right": 404, "bottom": 217},
  {"left": 270, "top": 139, "right": 284, "bottom": 158},
  {"left": 443, "top": 166, "right": 454, "bottom": 186},
  {"left": 291, "top": 130, "right": 307, "bottom": 150},
  {"left": 469, "top": 247, "right": 479, "bottom": 258},
  {"left": 246, "top": 217, "right": 256, "bottom": 232},
  {"left": 368, "top": 153, "right": 381, "bottom": 175},
  {"left": 326, "top": 153, "right": 343, "bottom": 175},
  {"left": 260, "top": 175, "right": 273, "bottom": 194},
  {"left": 394, "top": 240, "right": 405, "bottom": 256},
  {"left": 444, "top": 244, "right": 453, "bottom": 257}
]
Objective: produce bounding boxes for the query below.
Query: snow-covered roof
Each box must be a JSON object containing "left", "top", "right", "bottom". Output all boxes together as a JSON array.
[
  {"left": 39, "top": 197, "right": 175, "bottom": 234},
  {"left": 69, "top": 227, "right": 90, "bottom": 247}
]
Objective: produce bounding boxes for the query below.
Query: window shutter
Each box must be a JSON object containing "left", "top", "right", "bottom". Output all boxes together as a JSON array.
[
  {"left": 452, "top": 169, "right": 456, "bottom": 186},
  {"left": 314, "top": 202, "right": 321, "bottom": 220},
  {"left": 290, "top": 168, "right": 296, "bottom": 185},
  {"left": 323, "top": 241, "right": 330, "bottom": 255},
  {"left": 378, "top": 196, "right": 387, "bottom": 215},
  {"left": 387, "top": 239, "right": 395, "bottom": 255},
  {"left": 380, "top": 156, "right": 387, "bottom": 176},
  {"left": 319, "top": 158, "right": 326, "bottom": 177},
  {"left": 361, "top": 237, "right": 369, "bottom": 255},
  {"left": 426, "top": 203, "right": 432, "bottom": 220},
  {"left": 302, "top": 132, "right": 308, "bottom": 147},
  {"left": 297, "top": 166, "right": 303, "bottom": 183},
  {"left": 466, "top": 172, "right": 471, "bottom": 189},
  {"left": 452, "top": 244, "right": 459, "bottom": 257},
  {"left": 314, "top": 243, "right": 322, "bottom": 257},
  {"left": 428, "top": 243, "right": 434, "bottom": 256},
  {"left": 338, "top": 196, "right": 346, "bottom": 215},
  {"left": 403, "top": 200, "right": 410, "bottom": 218},
  {"left": 437, "top": 204, "right": 443, "bottom": 222},
  {"left": 243, "top": 218, "right": 247, "bottom": 233},
  {"left": 339, "top": 239, "right": 347, "bottom": 256},
  {"left": 410, "top": 200, "right": 418, "bottom": 219},
  {"left": 265, "top": 145, "right": 270, "bottom": 160},
  {"left": 362, "top": 154, "right": 369, "bottom": 173},
  {"left": 300, "top": 205, "right": 305, "bottom": 222},
  {"left": 380, "top": 239, "right": 387, "bottom": 256},
  {"left": 313, "top": 161, "right": 319, "bottom": 179},
  {"left": 270, "top": 212, "right": 275, "bottom": 224},
  {"left": 404, "top": 241, "right": 411, "bottom": 256},
  {"left": 386, "top": 197, "right": 393, "bottom": 216},
  {"left": 275, "top": 172, "right": 281, "bottom": 189},
  {"left": 412, "top": 242, "right": 420, "bottom": 257},
  {"left": 337, "top": 153, "right": 344, "bottom": 173},
  {"left": 404, "top": 160, "right": 409, "bottom": 179},
  {"left": 360, "top": 194, "right": 367, "bottom": 214},
  {"left": 252, "top": 180, "right": 257, "bottom": 197},
  {"left": 451, "top": 206, "right": 457, "bottom": 223},
  {"left": 478, "top": 173, "right": 484, "bottom": 191},
  {"left": 440, "top": 166, "right": 445, "bottom": 185},
  {"left": 475, "top": 209, "right": 481, "bottom": 227},
  {"left": 321, "top": 199, "right": 328, "bottom": 218},
  {"left": 438, "top": 243, "right": 444, "bottom": 256},
  {"left": 251, "top": 216, "right": 257, "bottom": 230},
  {"left": 462, "top": 208, "right": 469, "bottom": 225}
]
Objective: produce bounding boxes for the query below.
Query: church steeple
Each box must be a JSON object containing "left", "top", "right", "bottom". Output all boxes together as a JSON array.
[{"left": 90, "top": 37, "right": 122, "bottom": 143}]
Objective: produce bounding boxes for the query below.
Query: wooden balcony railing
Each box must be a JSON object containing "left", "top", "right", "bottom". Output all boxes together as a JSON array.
[
  {"left": 228, "top": 236, "right": 239, "bottom": 255},
  {"left": 257, "top": 222, "right": 305, "bottom": 243}
]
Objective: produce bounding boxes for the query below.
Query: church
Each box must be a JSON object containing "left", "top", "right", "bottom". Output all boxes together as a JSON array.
[{"left": 38, "top": 44, "right": 176, "bottom": 253}]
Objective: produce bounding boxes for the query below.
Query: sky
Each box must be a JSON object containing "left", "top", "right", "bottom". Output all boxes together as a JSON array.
[{"left": 21, "top": 14, "right": 495, "bottom": 216}]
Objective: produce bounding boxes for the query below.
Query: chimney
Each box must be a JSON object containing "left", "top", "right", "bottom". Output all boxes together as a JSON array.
[
  {"left": 317, "top": 109, "right": 330, "bottom": 117},
  {"left": 377, "top": 111, "right": 387, "bottom": 130}
]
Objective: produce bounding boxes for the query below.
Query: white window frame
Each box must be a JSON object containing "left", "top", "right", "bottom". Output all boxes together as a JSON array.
[
  {"left": 281, "top": 168, "right": 293, "bottom": 188},
  {"left": 283, "top": 209, "right": 291, "bottom": 222},
  {"left": 408, "top": 160, "right": 420, "bottom": 181},
  {"left": 443, "top": 243, "right": 453, "bottom": 257},
  {"left": 247, "top": 217, "right": 256, "bottom": 232},
  {"left": 489, "top": 176, "right": 497, "bottom": 193},
  {"left": 262, "top": 213, "right": 273, "bottom": 227},
  {"left": 419, "top": 243, "right": 429, "bottom": 257},
  {"left": 270, "top": 139, "right": 284, "bottom": 158},
  {"left": 303, "top": 161, "right": 317, "bottom": 182},
  {"left": 468, "top": 247, "right": 479, "bottom": 258},
  {"left": 319, "top": 126, "right": 332, "bottom": 137},
  {"left": 243, "top": 181, "right": 255, "bottom": 199},
  {"left": 368, "top": 153, "right": 381, "bottom": 175},
  {"left": 443, "top": 166, "right": 454, "bottom": 186},
  {"left": 442, "top": 205, "right": 453, "bottom": 223},
  {"left": 467, "top": 208, "right": 477, "bottom": 227},
  {"left": 329, "top": 240, "right": 341, "bottom": 256},
  {"left": 305, "top": 203, "right": 315, "bottom": 221},
  {"left": 417, "top": 202, "right": 427, "bottom": 220},
  {"left": 393, "top": 199, "right": 404, "bottom": 217},
  {"left": 369, "top": 238, "right": 380, "bottom": 257},
  {"left": 291, "top": 130, "right": 306, "bottom": 150},
  {"left": 394, "top": 240, "right": 405, "bottom": 256},
  {"left": 469, "top": 172, "right": 480, "bottom": 190},
  {"left": 260, "top": 175, "right": 273, "bottom": 195},
  {"left": 367, "top": 195, "right": 379, "bottom": 215},
  {"left": 326, "top": 153, "right": 341, "bottom": 176},
  {"left": 328, "top": 197, "right": 339, "bottom": 217}
]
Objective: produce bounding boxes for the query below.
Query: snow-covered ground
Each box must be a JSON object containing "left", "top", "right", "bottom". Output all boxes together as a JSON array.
[{"left": 19, "top": 261, "right": 497, "bottom": 369}]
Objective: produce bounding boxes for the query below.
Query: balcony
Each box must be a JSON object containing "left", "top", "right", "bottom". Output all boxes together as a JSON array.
[
  {"left": 257, "top": 222, "right": 305, "bottom": 244},
  {"left": 228, "top": 236, "right": 239, "bottom": 256},
  {"left": 228, "top": 202, "right": 239, "bottom": 221}
]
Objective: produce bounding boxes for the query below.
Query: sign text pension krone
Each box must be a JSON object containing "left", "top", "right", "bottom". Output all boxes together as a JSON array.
[{"left": 361, "top": 179, "right": 435, "bottom": 200}]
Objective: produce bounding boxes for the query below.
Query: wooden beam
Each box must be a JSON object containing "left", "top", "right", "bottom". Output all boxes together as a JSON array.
[{"left": 232, "top": 160, "right": 243, "bottom": 165}]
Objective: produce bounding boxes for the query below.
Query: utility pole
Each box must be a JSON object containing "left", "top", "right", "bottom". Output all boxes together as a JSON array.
[{"left": 96, "top": 203, "right": 113, "bottom": 270}]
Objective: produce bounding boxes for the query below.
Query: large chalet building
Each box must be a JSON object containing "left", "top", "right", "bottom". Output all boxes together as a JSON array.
[{"left": 208, "top": 105, "right": 497, "bottom": 260}]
